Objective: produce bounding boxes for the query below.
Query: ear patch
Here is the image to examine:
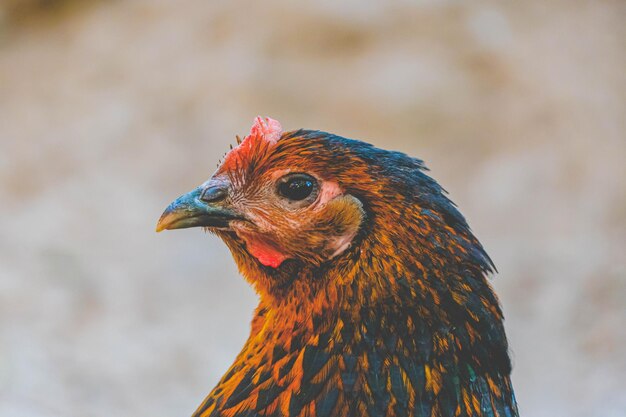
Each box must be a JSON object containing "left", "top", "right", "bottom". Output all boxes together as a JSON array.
[{"left": 322, "top": 194, "right": 364, "bottom": 259}]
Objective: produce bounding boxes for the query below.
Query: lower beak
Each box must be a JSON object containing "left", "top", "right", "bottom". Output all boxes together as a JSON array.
[{"left": 156, "top": 187, "right": 241, "bottom": 232}]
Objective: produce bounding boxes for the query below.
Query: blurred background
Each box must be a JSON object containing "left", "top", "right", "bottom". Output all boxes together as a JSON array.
[{"left": 0, "top": 1, "right": 624, "bottom": 416}]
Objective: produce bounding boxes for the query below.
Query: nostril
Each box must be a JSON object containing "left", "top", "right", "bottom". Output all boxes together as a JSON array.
[{"left": 200, "top": 186, "right": 228, "bottom": 203}]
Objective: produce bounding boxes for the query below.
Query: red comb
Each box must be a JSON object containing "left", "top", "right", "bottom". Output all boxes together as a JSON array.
[
  {"left": 249, "top": 116, "right": 282, "bottom": 144},
  {"left": 220, "top": 116, "right": 283, "bottom": 171}
]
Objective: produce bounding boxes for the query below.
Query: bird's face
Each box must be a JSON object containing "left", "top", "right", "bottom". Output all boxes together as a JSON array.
[{"left": 157, "top": 117, "right": 365, "bottom": 272}]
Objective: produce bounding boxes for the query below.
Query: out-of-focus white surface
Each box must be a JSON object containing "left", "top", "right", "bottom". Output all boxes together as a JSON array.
[{"left": 0, "top": 1, "right": 624, "bottom": 416}]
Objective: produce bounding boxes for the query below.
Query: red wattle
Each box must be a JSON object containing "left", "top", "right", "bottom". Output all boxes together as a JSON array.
[
  {"left": 244, "top": 238, "right": 287, "bottom": 268},
  {"left": 254, "top": 252, "right": 286, "bottom": 269}
]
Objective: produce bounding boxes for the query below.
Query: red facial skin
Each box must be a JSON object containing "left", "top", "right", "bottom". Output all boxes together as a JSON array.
[{"left": 214, "top": 117, "right": 359, "bottom": 271}]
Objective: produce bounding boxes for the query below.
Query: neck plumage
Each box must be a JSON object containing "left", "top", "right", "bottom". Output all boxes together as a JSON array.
[{"left": 192, "top": 233, "right": 518, "bottom": 417}]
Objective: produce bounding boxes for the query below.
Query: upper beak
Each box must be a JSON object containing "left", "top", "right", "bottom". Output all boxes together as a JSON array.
[{"left": 156, "top": 185, "right": 241, "bottom": 232}]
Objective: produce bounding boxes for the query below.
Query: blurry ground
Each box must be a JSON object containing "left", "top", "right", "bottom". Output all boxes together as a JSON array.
[{"left": 0, "top": 1, "right": 625, "bottom": 416}]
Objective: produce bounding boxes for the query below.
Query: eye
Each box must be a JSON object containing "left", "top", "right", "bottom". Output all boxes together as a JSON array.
[{"left": 277, "top": 173, "right": 318, "bottom": 202}]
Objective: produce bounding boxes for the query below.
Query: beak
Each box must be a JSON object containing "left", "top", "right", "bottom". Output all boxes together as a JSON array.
[{"left": 156, "top": 185, "right": 241, "bottom": 232}]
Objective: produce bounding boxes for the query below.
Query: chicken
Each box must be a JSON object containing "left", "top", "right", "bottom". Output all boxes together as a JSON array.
[{"left": 156, "top": 117, "right": 519, "bottom": 417}]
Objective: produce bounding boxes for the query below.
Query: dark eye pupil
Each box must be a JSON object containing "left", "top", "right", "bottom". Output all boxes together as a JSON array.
[{"left": 279, "top": 178, "right": 314, "bottom": 201}]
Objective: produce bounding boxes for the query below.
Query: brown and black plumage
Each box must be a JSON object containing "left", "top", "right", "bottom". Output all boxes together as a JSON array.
[{"left": 157, "top": 117, "right": 519, "bottom": 417}]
